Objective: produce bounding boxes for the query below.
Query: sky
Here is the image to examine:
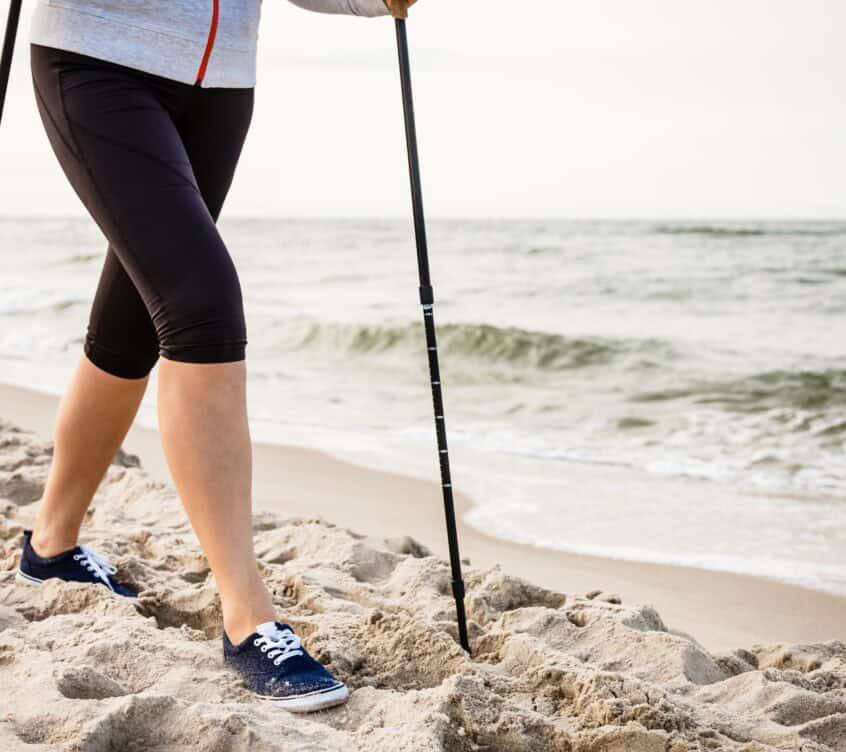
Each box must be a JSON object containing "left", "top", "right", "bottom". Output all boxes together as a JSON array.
[{"left": 1, "top": 0, "right": 845, "bottom": 218}]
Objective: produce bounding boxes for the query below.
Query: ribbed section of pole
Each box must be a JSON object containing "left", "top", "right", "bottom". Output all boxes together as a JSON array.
[
  {"left": 0, "top": 0, "right": 24, "bottom": 128},
  {"left": 395, "top": 17, "right": 471, "bottom": 655}
]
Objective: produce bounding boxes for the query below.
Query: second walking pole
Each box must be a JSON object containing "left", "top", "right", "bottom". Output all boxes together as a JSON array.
[
  {"left": 0, "top": 0, "right": 24, "bottom": 128},
  {"left": 389, "top": 0, "right": 470, "bottom": 655}
]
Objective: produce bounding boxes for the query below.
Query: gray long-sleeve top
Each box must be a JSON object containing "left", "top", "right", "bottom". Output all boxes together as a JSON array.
[{"left": 29, "top": 0, "right": 390, "bottom": 88}]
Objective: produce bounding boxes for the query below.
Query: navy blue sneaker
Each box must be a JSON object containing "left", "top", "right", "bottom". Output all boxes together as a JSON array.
[
  {"left": 223, "top": 621, "right": 349, "bottom": 713},
  {"left": 16, "top": 529, "right": 137, "bottom": 597}
]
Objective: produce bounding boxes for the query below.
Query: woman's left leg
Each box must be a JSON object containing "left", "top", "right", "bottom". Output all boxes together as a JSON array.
[
  {"left": 30, "top": 356, "right": 149, "bottom": 557},
  {"left": 28, "top": 44, "right": 276, "bottom": 641},
  {"left": 31, "top": 244, "right": 161, "bottom": 558}
]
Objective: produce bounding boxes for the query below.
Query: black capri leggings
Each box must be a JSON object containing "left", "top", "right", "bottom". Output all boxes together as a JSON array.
[{"left": 30, "top": 43, "right": 254, "bottom": 378}]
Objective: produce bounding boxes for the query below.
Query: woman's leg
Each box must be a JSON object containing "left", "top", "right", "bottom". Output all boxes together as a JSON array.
[
  {"left": 158, "top": 85, "right": 277, "bottom": 641},
  {"left": 158, "top": 360, "right": 274, "bottom": 641},
  {"left": 32, "top": 247, "right": 159, "bottom": 557},
  {"left": 31, "top": 358, "right": 148, "bottom": 557},
  {"left": 29, "top": 44, "right": 274, "bottom": 640}
]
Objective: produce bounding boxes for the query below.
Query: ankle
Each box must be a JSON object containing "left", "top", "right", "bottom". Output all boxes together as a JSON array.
[
  {"left": 221, "top": 585, "right": 277, "bottom": 645},
  {"left": 30, "top": 526, "right": 79, "bottom": 559},
  {"left": 224, "top": 611, "right": 278, "bottom": 645}
]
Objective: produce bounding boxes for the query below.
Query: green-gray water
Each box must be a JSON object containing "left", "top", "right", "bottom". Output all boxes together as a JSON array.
[{"left": 2, "top": 217, "right": 844, "bottom": 593}]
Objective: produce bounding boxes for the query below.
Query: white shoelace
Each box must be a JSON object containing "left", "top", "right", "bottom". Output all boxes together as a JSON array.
[
  {"left": 72, "top": 545, "right": 117, "bottom": 591},
  {"left": 253, "top": 623, "right": 304, "bottom": 667}
]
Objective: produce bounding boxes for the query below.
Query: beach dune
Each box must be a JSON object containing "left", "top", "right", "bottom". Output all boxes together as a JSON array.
[{"left": 2, "top": 415, "right": 846, "bottom": 751}]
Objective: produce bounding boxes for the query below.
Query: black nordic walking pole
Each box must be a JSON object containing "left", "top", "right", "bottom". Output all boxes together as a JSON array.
[
  {"left": 0, "top": 0, "right": 23, "bottom": 128},
  {"left": 390, "top": 1, "right": 471, "bottom": 655}
]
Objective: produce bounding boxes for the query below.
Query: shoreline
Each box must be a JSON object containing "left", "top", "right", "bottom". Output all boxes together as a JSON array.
[{"left": 2, "top": 381, "right": 844, "bottom": 651}]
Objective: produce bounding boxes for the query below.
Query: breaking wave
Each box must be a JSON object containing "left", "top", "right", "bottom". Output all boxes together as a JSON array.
[
  {"left": 271, "top": 318, "right": 672, "bottom": 373},
  {"left": 631, "top": 369, "right": 846, "bottom": 413}
]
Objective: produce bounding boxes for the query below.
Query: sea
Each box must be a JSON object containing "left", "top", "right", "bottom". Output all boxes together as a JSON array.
[{"left": 2, "top": 216, "right": 845, "bottom": 595}]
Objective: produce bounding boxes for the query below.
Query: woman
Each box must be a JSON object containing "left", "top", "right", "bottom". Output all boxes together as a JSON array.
[{"left": 17, "top": 0, "right": 416, "bottom": 714}]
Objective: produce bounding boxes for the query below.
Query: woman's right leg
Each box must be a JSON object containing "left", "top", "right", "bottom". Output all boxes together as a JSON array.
[
  {"left": 29, "top": 44, "right": 275, "bottom": 639},
  {"left": 157, "top": 359, "right": 275, "bottom": 642}
]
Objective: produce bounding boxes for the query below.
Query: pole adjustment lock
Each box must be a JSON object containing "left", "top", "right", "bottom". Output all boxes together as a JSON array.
[{"left": 419, "top": 285, "right": 434, "bottom": 306}]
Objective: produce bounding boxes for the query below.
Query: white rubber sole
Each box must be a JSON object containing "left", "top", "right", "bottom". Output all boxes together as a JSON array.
[
  {"left": 15, "top": 570, "right": 44, "bottom": 587},
  {"left": 16, "top": 569, "right": 126, "bottom": 597},
  {"left": 258, "top": 683, "right": 350, "bottom": 713}
]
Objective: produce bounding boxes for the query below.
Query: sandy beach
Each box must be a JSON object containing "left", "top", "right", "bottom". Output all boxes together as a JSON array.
[
  {"left": 2, "top": 0, "right": 843, "bottom": 744},
  {"left": 2, "top": 383, "right": 844, "bottom": 651},
  {"left": 2, "top": 383, "right": 845, "bottom": 750}
]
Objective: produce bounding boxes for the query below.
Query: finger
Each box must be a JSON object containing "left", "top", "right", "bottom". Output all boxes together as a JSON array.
[{"left": 389, "top": 0, "right": 410, "bottom": 19}]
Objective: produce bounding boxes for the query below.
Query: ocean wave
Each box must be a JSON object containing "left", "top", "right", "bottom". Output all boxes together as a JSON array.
[
  {"left": 273, "top": 318, "right": 671, "bottom": 373},
  {"left": 632, "top": 369, "right": 846, "bottom": 412},
  {"left": 652, "top": 223, "right": 846, "bottom": 238}
]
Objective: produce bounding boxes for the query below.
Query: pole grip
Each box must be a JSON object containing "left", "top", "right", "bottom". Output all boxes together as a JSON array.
[{"left": 388, "top": 0, "right": 410, "bottom": 20}]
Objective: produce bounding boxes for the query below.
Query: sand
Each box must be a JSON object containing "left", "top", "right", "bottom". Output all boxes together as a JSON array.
[
  {"left": 1, "top": 407, "right": 845, "bottom": 749},
  {"left": 2, "top": 384, "right": 844, "bottom": 652}
]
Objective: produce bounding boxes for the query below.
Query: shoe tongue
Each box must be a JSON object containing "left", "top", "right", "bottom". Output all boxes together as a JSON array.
[{"left": 256, "top": 621, "right": 284, "bottom": 637}]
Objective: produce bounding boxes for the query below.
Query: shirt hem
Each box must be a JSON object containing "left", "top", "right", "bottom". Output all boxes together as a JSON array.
[{"left": 29, "top": 3, "right": 257, "bottom": 88}]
